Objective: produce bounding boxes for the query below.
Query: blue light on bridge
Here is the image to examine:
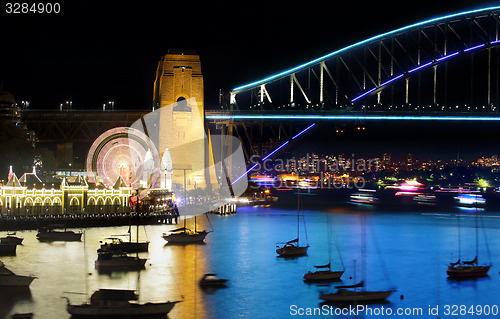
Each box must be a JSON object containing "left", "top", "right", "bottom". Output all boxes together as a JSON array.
[
  {"left": 206, "top": 114, "right": 500, "bottom": 121},
  {"left": 291, "top": 123, "right": 316, "bottom": 139},
  {"left": 351, "top": 41, "right": 495, "bottom": 103},
  {"left": 232, "top": 123, "right": 316, "bottom": 184},
  {"left": 232, "top": 6, "right": 500, "bottom": 93}
]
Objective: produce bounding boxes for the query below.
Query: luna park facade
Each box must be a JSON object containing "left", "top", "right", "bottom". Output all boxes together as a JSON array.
[{"left": 0, "top": 168, "right": 171, "bottom": 216}]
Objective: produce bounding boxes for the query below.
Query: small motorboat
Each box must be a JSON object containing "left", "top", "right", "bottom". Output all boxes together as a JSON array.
[
  {"left": 1, "top": 232, "right": 23, "bottom": 245},
  {"left": 199, "top": 274, "right": 228, "bottom": 287},
  {"left": 350, "top": 190, "right": 378, "bottom": 205},
  {"left": 65, "top": 289, "right": 180, "bottom": 316},
  {"left": 0, "top": 261, "right": 36, "bottom": 287},
  {"left": 36, "top": 226, "right": 82, "bottom": 242}
]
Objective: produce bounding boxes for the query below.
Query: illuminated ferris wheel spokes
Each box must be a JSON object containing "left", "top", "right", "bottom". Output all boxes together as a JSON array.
[{"left": 86, "top": 127, "right": 161, "bottom": 189}]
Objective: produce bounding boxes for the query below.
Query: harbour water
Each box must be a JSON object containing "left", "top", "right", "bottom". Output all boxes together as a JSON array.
[{"left": 2, "top": 203, "right": 500, "bottom": 319}]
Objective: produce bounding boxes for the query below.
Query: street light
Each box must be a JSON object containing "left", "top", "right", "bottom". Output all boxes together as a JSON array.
[{"left": 103, "top": 101, "right": 115, "bottom": 111}]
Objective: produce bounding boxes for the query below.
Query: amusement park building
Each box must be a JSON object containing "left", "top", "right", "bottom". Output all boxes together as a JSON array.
[{"left": 0, "top": 168, "right": 132, "bottom": 216}]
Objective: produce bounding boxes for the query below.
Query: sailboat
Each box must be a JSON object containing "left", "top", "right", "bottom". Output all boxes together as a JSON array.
[
  {"left": 304, "top": 215, "right": 344, "bottom": 281},
  {"left": 162, "top": 214, "right": 210, "bottom": 244},
  {"left": 304, "top": 263, "right": 344, "bottom": 282},
  {"left": 99, "top": 218, "right": 149, "bottom": 253},
  {"left": 276, "top": 187, "right": 309, "bottom": 257},
  {"left": 320, "top": 281, "right": 395, "bottom": 302},
  {"left": 96, "top": 196, "right": 148, "bottom": 269},
  {"left": 319, "top": 215, "right": 395, "bottom": 303},
  {"left": 447, "top": 212, "right": 491, "bottom": 278}
]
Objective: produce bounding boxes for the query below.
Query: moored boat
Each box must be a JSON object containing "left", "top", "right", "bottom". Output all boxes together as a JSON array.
[
  {"left": 447, "top": 209, "right": 492, "bottom": 278},
  {"left": 199, "top": 273, "right": 228, "bottom": 287},
  {"left": 276, "top": 239, "right": 309, "bottom": 257},
  {"left": 162, "top": 214, "right": 211, "bottom": 244},
  {"left": 65, "top": 289, "right": 180, "bottom": 316},
  {"left": 319, "top": 286, "right": 395, "bottom": 302},
  {"left": 304, "top": 263, "right": 344, "bottom": 282},
  {"left": 276, "top": 187, "right": 309, "bottom": 257},
  {"left": 162, "top": 228, "right": 209, "bottom": 244},
  {"left": 99, "top": 237, "right": 149, "bottom": 253},
  {"left": 36, "top": 226, "right": 82, "bottom": 242},
  {"left": 95, "top": 251, "right": 147, "bottom": 269},
  {"left": 1, "top": 232, "right": 23, "bottom": 245},
  {"left": 0, "top": 261, "right": 35, "bottom": 287},
  {"left": 447, "top": 257, "right": 491, "bottom": 278}
]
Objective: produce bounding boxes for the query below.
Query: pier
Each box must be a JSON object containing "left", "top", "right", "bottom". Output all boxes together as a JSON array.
[{"left": 0, "top": 209, "right": 179, "bottom": 231}]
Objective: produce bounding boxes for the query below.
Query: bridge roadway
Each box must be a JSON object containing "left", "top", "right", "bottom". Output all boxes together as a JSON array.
[
  {"left": 205, "top": 110, "right": 500, "bottom": 122},
  {"left": 22, "top": 109, "right": 149, "bottom": 143},
  {"left": 21, "top": 108, "right": 500, "bottom": 167}
]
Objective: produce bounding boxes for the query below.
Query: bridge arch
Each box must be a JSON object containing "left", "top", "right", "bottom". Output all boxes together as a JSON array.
[{"left": 230, "top": 6, "right": 500, "bottom": 109}]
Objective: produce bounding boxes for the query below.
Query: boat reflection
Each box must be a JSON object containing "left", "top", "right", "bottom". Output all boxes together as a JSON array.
[{"left": 0, "top": 288, "right": 32, "bottom": 319}]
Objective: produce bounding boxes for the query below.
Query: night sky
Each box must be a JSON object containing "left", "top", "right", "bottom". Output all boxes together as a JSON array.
[
  {"left": 1, "top": 0, "right": 496, "bottom": 109},
  {"left": 2, "top": 0, "right": 500, "bottom": 162}
]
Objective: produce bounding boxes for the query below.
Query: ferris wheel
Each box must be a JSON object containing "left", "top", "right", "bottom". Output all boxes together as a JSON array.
[{"left": 86, "top": 127, "right": 160, "bottom": 189}]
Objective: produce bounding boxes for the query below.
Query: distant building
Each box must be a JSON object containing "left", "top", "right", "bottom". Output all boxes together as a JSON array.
[
  {"left": 0, "top": 88, "right": 36, "bottom": 146},
  {"left": 0, "top": 88, "right": 20, "bottom": 123}
]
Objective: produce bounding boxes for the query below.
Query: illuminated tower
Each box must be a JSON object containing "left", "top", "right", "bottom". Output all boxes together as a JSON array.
[
  {"left": 153, "top": 49, "right": 203, "bottom": 113},
  {"left": 152, "top": 50, "right": 208, "bottom": 190}
]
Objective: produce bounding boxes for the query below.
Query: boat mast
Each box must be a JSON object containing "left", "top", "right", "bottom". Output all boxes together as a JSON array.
[
  {"left": 361, "top": 214, "right": 366, "bottom": 292},
  {"left": 297, "top": 186, "right": 300, "bottom": 246},
  {"left": 457, "top": 214, "right": 461, "bottom": 261}
]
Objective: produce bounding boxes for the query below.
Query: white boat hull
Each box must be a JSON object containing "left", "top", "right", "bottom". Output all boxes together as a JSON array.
[
  {"left": 162, "top": 231, "right": 208, "bottom": 243},
  {"left": 67, "top": 301, "right": 179, "bottom": 316},
  {"left": 320, "top": 289, "right": 395, "bottom": 302},
  {"left": 0, "top": 275, "right": 35, "bottom": 287}
]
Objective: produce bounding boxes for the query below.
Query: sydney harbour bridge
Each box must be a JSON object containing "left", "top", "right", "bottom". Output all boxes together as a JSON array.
[{"left": 21, "top": 6, "right": 500, "bottom": 171}]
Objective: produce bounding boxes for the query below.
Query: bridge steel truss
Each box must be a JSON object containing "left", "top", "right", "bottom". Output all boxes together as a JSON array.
[
  {"left": 229, "top": 6, "right": 500, "bottom": 112},
  {"left": 22, "top": 110, "right": 149, "bottom": 143}
]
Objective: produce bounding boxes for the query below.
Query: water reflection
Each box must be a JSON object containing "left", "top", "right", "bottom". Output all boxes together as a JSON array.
[
  {"left": 2, "top": 207, "right": 500, "bottom": 318},
  {"left": 0, "top": 288, "right": 32, "bottom": 318}
]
